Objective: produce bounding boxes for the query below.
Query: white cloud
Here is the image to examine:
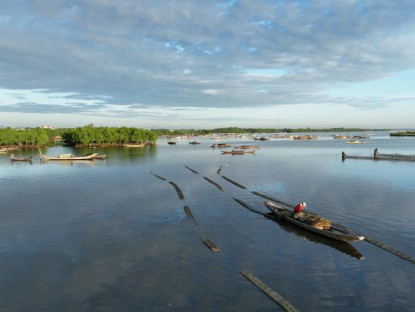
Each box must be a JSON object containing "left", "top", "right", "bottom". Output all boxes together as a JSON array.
[{"left": 1, "top": 0, "right": 415, "bottom": 127}]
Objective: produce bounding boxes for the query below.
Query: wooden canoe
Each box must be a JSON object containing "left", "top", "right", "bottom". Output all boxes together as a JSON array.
[
  {"left": 40, "top": 152, "right": 98, "bottom": 161},
  {"left": 264, "top": 201, "right": 364, "bottom": 242},
  {"left": 211, "top": 143, "right": 231, "bottom": 148},
  {"left": 83, "top": 152, "right": 106, "bottom": 159},
  {"left": 221, "top": 149, "right": 255, "bottom": 155},
  {"left": 123, "top": 143, "right": 146, "bottom": 148},
  {"left": 234, "top": 145, "right": 260, "bottom": 149},
  {"left": 10, "top": 154, "right": 33, "bottom": 162}
]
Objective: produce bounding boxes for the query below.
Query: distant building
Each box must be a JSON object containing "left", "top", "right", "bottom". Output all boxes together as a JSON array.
[{"left": 50, "top": 136, "right": 63, "bottom": 144}]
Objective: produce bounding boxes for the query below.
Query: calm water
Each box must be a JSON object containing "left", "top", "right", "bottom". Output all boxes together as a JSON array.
[{"left": 0, "top": 132, "right": 414, "bottom": 312}]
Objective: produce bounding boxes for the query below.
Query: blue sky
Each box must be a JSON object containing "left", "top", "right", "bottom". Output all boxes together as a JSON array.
[{"left": 1, "top": 0, "right": 415, "bottom": 129}]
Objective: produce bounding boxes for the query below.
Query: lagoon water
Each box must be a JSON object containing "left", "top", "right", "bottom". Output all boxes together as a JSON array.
[{"left": 0, "top": 132, "right": 414, "bottom": 312}]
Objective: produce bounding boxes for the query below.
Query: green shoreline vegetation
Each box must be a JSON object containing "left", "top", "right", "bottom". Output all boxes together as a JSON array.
[
  {"left": 389, "top": 131, "right": 415, "bottom": 137},
  {"left": 0, "top": 126, "right": 158, "bottom": 147},
  {"left": 0, "top": 126, "right": 392, "bottom": 147}
]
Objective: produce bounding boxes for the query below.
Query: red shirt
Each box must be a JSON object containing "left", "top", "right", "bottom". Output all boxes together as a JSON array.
[{"left": 294, "top": 204, "right": 303, "bottom": 213}]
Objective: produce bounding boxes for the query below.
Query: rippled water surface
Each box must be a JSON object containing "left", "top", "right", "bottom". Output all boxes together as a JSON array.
[{"left": 1, "top": 132, "right": 414, "bottom": 311}]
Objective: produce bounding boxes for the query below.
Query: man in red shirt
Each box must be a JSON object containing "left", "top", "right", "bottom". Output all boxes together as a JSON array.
[{"left": 294, "top": 202, "right": 306, "bottom": 213}]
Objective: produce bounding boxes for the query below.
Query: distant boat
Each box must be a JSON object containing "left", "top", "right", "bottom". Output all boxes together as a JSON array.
[
  {"left": 83, "top": 152, "right": 106, "bottom": 159},
  {"left": 345, "top": 140, "right": 365, "bottom": 144},
  {"left": 189, "top": 141, "right": 201, "bottom": 144},
  {"left": 167, "top": 141, "right": 176, "bottom": 145},
  {"left": 221, "top": 149, "right": 256, "bottom": 155},
  {"left": 0, "top": 148, "right": 8, "bottom": 153},
  {"left": 234, "top": 145, "right": 260, "bottom": 149},
  {"left": 39, "top": 150, "right": 97, "bottom": 161},
  {"left": 10, "top": 154, "right": 33, "bottom": 162},
  {"left": 123, "top": 143, "right": 146, "bottom": 148},
  {"left": 211, "top": 143, "right": 231, "bottom": 148}
]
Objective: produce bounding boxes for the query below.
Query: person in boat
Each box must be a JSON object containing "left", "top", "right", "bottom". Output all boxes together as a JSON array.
[{"left": 293, "top": 202, "right": 306, "bottom": 219}]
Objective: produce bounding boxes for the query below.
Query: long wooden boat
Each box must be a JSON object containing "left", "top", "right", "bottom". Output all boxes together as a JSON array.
[
  {"left": 39, "top": 151, "right": 98, "bottom": 161},
  {"left": 221, "top": 149, "right": 256, "bottom": 155},
  {"left": 264, "top": 200, "right": 364, "bottom": 242},
  {"left": 0, "top": 148, "right": 8, "bottom": 153},
  {"left": 211, "top": 143, "right": 231, "bottom": 148},
  {"left": 10, "top": 154, "right": 33, "bottom": 162},
  {"left": 345, "top": 140, "right": 365, "bottom": 144},
  {"left": 83, "top": 152, "right": 106, "bottom": 159},
  {"left": 123, "top": 143, "right": 146, "bottom": 148},
  {"left": 234, "top": 145, "right": 260, "bottom": 149}
]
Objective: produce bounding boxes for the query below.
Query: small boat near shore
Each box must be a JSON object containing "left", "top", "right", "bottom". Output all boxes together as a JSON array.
[
  {"left": 221, "top": 149, "right": 256, "bottom": 155},
  {"left": 39, "top": 150, "right": 98, "bottom": 161},
  {"left": 345, "top": 140, "right": 365, "bottom": 144},
  {"left": 10, "top": 154, "right": 33, "bottom": 162},
  {"left": 123, "top": 143, "right": 146, "bottom": 148},
  {"left": 83, "top": 152, "right": 106, "bottom": 160},
  {"left": 234, "top": 145, "right": 259, "bottom": 149},
  {"left": 211, "top": 143, "right": 231, "bottom": 148},
  {"left": 264, "top": 200, "right": 364, "bottom": 242}
]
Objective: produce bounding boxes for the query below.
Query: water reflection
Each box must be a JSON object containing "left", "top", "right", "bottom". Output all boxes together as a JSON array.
[{"left": 40, "top": 160, "right": 97, "bottom": 166}]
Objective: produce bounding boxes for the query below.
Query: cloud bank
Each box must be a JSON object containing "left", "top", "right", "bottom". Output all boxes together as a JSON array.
[{"left": 1, "top": 0, "right": 415, "bottom": 126}]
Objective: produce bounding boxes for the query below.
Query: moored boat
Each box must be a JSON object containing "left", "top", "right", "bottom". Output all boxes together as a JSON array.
[
  {"left": 123, "top": 143, "right": 146, "bottom": 148},
  {"left": 234, "top": 145, "right": 260, "bottom": 149},
  {"left": 39, "top": 151, "right": 98, "bottom": 161},
  {"left": 345, "top": 140, "right": 365, "bottom": 144},
  {"left": 221, "top": 149, "right": 256, "bottom": 155},
  {"left": 211, "top": 143, "right": 231, "bottom": 148},
  {"left": 10, "top": 154, "right": 33, "bottom": 162},
  {"left": 264, "top": 200, "right": 364, "bottom": 242},
  {"left": 83, "top": 152, "right": 106, "bottom": 159}
]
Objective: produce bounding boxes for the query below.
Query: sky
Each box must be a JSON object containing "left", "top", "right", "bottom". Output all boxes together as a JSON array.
[{"left": 1, "top": 0, "right": 415, "bottom": 129}]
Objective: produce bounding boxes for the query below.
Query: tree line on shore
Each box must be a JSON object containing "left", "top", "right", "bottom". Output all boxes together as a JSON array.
[
  {"left": 389, "top": 131, "right": 415, "bottom": 136},
  {"left": 152, "top": 127, "right": 382, "bottom": 136},
  {"left": 1, "top": 125, "right": 390, "bottom": 147},
  {"left": 0, "top": 126, "right": 158, "bottom": 146}
]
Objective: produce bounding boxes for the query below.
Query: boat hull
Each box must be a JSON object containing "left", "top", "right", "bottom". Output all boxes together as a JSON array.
[
  {"left": 264, "top": 201, "right": 364, "bottom": 242},
  {"left": 40, "top": 153, "right": 97, "bottom": 161}
]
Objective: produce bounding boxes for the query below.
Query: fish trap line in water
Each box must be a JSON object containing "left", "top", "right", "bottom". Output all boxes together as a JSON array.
[
  {"left": 184, "top": 165, "right": 199, "bottom": 174},
  {"left": 203, "top": 176, "right": 225, "bottom": 192},
  {"left": 201, "top": 237, "right": 221, "bottom": 253},
  {"left": 168, "top": 181, "right": 184, "bottom": 200},
  {"left": 182, "top": 206, "right": 221, "bottom": 253},
  {"left": 233, "top": 197, "right": 267, "bottom": 216},
  {"left": 149, "top": 171, "right": 167, "bottom": 181},
  {"left": 184, "top": 205, "right": 198, "bottom": 226},
  {"left": 241, "top": 271, "right": 300, "bottom": 312},
  {"left": 333, "top": 223, "right": 415, "bottom": 265},
  {"left": 252, "top": 191, "right": 295, "bottom": 209},
  {"left": 221, "top": 176, "right": 247, "bottom": 189},
  {"left": 364, "top": 237, "right": 415, "bottom": 264}
]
